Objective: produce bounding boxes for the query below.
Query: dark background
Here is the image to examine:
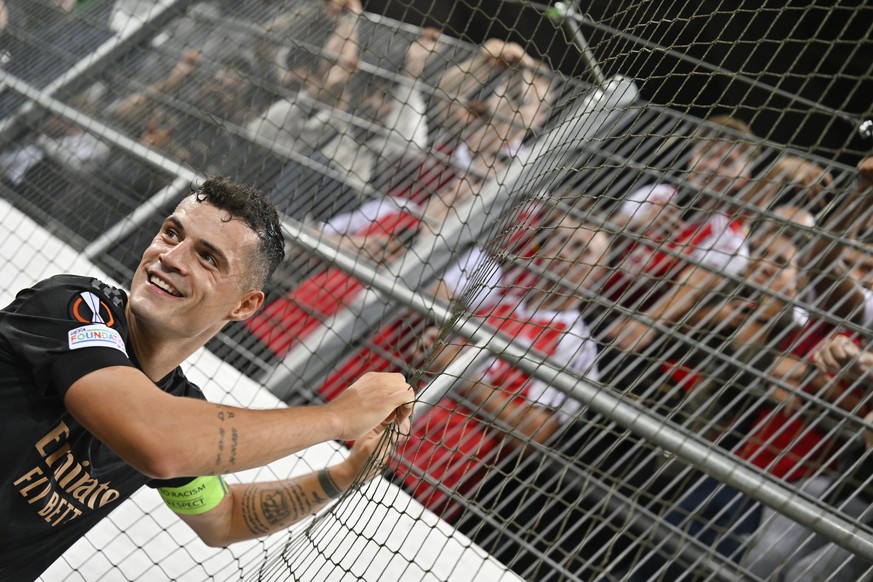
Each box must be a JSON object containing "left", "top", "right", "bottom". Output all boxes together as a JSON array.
[{"left": 364, "top": 0, "right": 873, "bottom": 167}]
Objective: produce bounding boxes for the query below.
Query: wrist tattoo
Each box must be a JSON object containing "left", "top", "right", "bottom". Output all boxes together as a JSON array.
[{"left": 317, "top": 468, "right": 344, "bottom": 499}]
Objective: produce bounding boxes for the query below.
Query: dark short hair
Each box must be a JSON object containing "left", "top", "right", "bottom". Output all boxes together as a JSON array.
[{"left": 191, "top": 177, "right": 285, "bottom": 289}]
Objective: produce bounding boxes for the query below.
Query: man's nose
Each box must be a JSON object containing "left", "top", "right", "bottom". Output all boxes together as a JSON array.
[
  {"left": 159, "top": 241, "right": 190, "bottom": 273},
  {"left": 757, "top": 260, "right": 779, "bottom": 281}
]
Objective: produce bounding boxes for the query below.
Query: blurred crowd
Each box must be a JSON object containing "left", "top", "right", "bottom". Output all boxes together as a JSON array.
[{"left": 0, "top": 1, "right": 871, "bottom": 580}]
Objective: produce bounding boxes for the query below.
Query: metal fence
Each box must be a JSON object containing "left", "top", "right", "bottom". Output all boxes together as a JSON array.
[{"left": 1, "top": 1, "right": 872, "bottom": 580}]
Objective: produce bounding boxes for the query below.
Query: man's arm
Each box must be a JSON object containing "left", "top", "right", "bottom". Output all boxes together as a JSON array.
[
  {"left": 64, "top": 368, "right": 413, "bottom": 480},
  {"left": 460, "top": 378, "right": 561, "bottom": 446},
  {"left": 433, "top": 39, "right": 536, "bottom": 133},
  {"left": 174, "top": 409, "right": 409, "bottom": 547},
  {"left": 307, "top": 0, "right": 361, "bottom": 106},
  {"left": 803, "top": 156, "right": 873, "bottom": 322},
  {"left": 111, "top": 49, "right": 201, "bottom": 127},
  {"left": 606, "top": 265, "right": 726, "bottom": 351},
  {"left": 740, "top": 154, "right": 835, "bottom": 213}
]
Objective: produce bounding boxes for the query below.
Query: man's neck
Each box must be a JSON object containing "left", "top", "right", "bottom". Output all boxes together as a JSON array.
[{"left": 125, "top": 307, "right": 202, "bottom": 383}]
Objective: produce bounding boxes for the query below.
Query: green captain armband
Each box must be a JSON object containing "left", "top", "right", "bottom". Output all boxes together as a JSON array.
[{"left": 158, "top": 476, "right": 228, "bottom": 515}]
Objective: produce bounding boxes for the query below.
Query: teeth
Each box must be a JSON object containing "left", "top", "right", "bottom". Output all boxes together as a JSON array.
[{"left": 149, "top": 275, "right": 181, "bottom": 297}]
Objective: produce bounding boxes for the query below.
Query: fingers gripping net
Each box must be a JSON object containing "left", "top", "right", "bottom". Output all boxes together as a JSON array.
[{"left": 0, "top": 0, "right": 871, "bottom": 580}]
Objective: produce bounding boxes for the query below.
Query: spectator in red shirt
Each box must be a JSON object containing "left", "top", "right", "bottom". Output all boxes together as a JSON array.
[
  {"left": 397, "top": 214, "right": 609, "bottom": 578},
  {"left": 627, "top": 209, "right": 819, "bottom": 579},
  {"left": 604, "top": 116, "right": 834, "bottom": 356}
]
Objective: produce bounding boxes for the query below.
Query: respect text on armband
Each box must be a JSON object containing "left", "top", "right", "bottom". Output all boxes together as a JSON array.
[{"left": 158, "top": 476, "right": 228, "bottom": 515}]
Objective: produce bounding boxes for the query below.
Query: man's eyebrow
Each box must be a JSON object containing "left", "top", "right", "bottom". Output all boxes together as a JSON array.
[
  {"left": 163, "top": 215, "right": 183, "bottom": 231},
  {"left": 200, "top": 239, "right": 230, "bottom": 267},
  {"left": 162, "top": 215, "right": 230, "bottom": 267}
]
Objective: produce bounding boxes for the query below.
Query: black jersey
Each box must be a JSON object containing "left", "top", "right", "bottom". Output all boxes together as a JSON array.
[{"left": 0, "top": 275, "right": 205, "bottom": 581}]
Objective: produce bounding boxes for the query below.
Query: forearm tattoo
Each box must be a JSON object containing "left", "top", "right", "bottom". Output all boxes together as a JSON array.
[
  {"left": 317, "top": 469, "right": 344, "bottom": 500},
  {"left": 241, "top": 482, "right": 313, "bottom": 536},
  {"left": 214, "top": 409, "right": 239, "bottom": 469}
]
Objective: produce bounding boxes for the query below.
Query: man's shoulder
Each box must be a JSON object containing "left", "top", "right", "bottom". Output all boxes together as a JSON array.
[
  {"left": 36, "top": 273, "right": 121, "bottom": 293},
  {"left": 44, "top": 274, "right": 124, "bottom": 300},
  {"left": 28, "top": 274, "right": 128, "bottom": 319},
  {"left": 1, "top": 275, "right": 131, "bottom": 350}
]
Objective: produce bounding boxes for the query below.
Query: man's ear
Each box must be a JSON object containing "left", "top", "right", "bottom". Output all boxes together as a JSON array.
[{"left": 229, "top": 289, "right": 265, "bottom": 322}]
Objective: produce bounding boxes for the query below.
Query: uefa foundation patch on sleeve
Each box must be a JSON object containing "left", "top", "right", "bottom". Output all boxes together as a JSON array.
[{"left": 68, "top": 324, "right": 128, "bottom": 356}]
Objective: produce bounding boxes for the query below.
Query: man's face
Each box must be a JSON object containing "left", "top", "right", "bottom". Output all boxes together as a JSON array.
[
  {"left": 846, "top": 244, "right": 873, "bottom": 292},
  {"left": 538, "top": 217, "right": 608, "bottom": 292},
  {"left": 128, "top": 196, "right": 264, "bottom": 343},
  {"left": 745, "top": 231, "right": 800, "bottom": 298},
  {"left": 687, "top": 140, "right": 753, "bottom": 196}
]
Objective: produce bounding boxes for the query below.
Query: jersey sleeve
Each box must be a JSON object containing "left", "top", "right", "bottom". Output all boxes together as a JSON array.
[{"left": 0, "top": 275, "right": 134, "bottom": 399}]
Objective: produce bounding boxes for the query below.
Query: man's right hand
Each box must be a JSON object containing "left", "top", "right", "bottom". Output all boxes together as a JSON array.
[
  {"left": 481, "top": 39, "right": 529, "bottom": 69},
  {"left": 814, "top": 335, "right": 873, "bottom": 383},
  {"left": 327, "top": 372, "right": 415, "bottom": 441}
]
